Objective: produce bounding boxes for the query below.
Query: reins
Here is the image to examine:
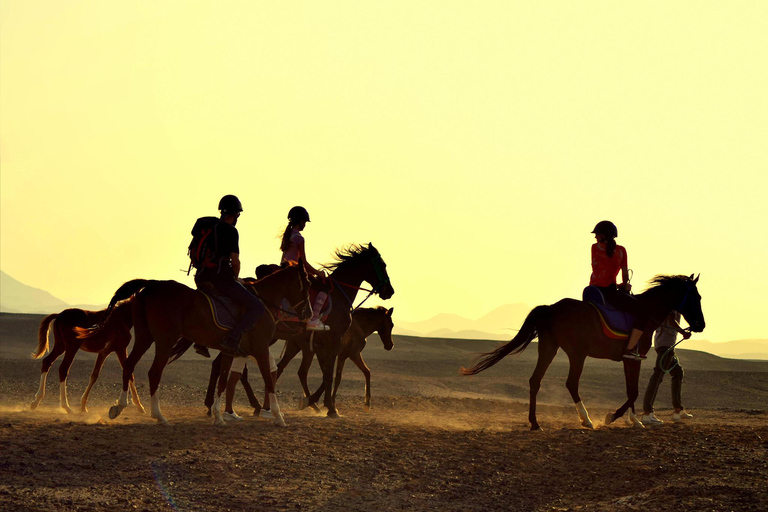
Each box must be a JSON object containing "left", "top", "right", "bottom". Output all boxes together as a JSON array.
[{"left": 329, "top": 254, "right": 390, "bottom": 312}]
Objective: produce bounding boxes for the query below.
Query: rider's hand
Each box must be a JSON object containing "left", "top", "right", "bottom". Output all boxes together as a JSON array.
[
  {"left": 682, "top": 331, "right": 692, "bottom": 340},
  {"left": 621, "top": 282, "right": 632, "bottom": 292}
]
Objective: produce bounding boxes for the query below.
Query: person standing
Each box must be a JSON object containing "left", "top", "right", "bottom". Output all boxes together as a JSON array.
[{"left": 642, "top": 311, "right": 693, "bottom": 424}]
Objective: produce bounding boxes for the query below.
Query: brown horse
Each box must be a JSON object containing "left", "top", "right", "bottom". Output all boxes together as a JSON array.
[
  {"left": 78, "top": 264, "right": 311, "bottom": 426},
  {"left": 262, "top": 244, "right": 394, "bottom": 418},
  {"left": 462, "top": 275, "right": 705, "bottom": 430},
  {"left": 276, "top": 306, "right": 395, "bottom": 412},
  {"left": 30, "top": 303, "right": 144, "bottom": 415}
]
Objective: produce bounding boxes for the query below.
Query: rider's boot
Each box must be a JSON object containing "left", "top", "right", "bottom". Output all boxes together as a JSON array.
[
  {"left": 306, "top": 292, "right": 330, "bottom": 331},
  {"left": 194, "top": 344, "right": 211, "bottom": 358}
]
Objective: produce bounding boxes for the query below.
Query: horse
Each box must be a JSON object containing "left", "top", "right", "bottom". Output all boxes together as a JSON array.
[
  {"left": 78, "top": 264, "right": 311, "bottom": 426},
  {"left": 201, "top": 244, "right": 395, "bottom": 418},
  {"left": 277, "top": 306, "right": 395, "bottom": 413},
  {"left": 29, "top": 302, "right": 144, "bottom": 415},
  {"left": 461, "top": 275, "right": 705, "bottom": 431}
]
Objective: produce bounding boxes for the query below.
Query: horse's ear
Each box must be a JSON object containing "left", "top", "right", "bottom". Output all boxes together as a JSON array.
[
  {"left": 693, "top": 273, "right": 700, "bottom": 284},
  {"left": 387, "top": 307, "right": 394, "bottom": 316},
  {"left": 689, "top": 273, "right": 694, "bottom": 281},
  {"left": 368, "top": 242, "right": 375, "bottom": 249}
]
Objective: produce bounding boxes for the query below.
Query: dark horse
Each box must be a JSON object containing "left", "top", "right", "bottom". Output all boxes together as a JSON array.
[
  {"left": 30, "top": 303, "right": 144, "bottom": 415},
  {"left": 277, "top": 306, "right": 395, "bottom": 413},
  {"left": 462, "top": 275, "right": 705, "bottom": 430},
  {"left": 78, "top": 264, "right": 311, "bottom": 426}
]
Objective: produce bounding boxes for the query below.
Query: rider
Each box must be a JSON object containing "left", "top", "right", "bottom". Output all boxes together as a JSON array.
[
  {"left": 589, "top": 220, "right": 649, "bottom": 360},
  {"left": 196, "top": 195, "right": 266, "bottom": 356},
  {"left": 281, "top": 206, "right": 330, "bottom": 331}
]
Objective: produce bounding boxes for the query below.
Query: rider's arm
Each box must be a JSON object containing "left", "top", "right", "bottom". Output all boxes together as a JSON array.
[
  {"left": 230, "top": 252, "right": 241, "bottom": 279},
  {"left": 297, "top": 239, "right": 324, "bottom": 278},
  {"left": 620, "top": 266, "right": 631, "bottom": 291},
  {"left": 667, "top": 313, "right": 691, "bottom": 338}
]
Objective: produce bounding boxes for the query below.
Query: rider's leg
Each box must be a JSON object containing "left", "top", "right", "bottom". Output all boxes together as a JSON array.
[
  {"left": 307, "top": 292, "right": 329, "bottom": 331},
  {"left": 215, "top": 280, "right": 265, "bottom": 354}
]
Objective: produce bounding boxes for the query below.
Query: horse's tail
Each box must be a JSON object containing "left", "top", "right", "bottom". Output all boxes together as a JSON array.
[
  {"left": 168, "top": 338, "right": 194, "bottom": 364},
  {"left": 32, "top": 313, "right": 58, "bottom": 359},
  {"left": 75, "top": 300, "right": 134, "bottom": 344},
  {"left": 461, "top": 305, "right": 549, "bottom": 376},
  {"left": 102, "top": 279, "right": 153, "bottom": 321}
]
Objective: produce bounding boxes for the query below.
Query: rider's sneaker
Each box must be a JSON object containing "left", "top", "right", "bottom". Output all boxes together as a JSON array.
[
  {"left": 259, "top": 408, "right": 284, "bottom": 420},
  {"left": 223, "top": 410, "right": 243, "bottom": 422},
  {"left": 194, "top": 344, "right": 211, "bottom": 358},
  {"left": 307, "top": 318, "right": 330, "bottom": 331},
  {"left": 672, "top": 411, "right": 693, "bottom": 422},
  {"left": 220, "top": 336, "right": 242, "bottom": 357},
  {"left": 642, "top": 413, "right": 664, "bottom": 425},
  {"left": 623, "top": 349, "right": 644, "bottom": 360}
]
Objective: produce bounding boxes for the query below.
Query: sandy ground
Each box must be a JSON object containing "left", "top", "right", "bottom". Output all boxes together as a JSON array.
[{"left": 1, "top": 313, "right": 767, "bottom": 511}]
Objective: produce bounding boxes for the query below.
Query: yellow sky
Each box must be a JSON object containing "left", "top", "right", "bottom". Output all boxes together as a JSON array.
[{"left": 1, "top": 1, "right": 767, "bottom": 343}]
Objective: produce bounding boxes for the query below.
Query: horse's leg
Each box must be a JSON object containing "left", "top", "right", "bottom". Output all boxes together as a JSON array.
[
  {"left": 117, "top": 348, "right": 146, "bottom": 414},
  {"left": 57, "top": 347, "right": 79, "bottom": 415},
  {"left": 565, "top": 354, "right": 593, "bottom": 429},
  {"left": 349, "top": 352, "right": 372, "bottom": 412},
  {"left": 205, "top": 353, "right": 223, "bottom": 416},
  {"left": 330, "top": 355, "right": 347, "bottom": 413},
  {"left": 31, "top": 336, "right": 65, "bottom": 410},
  {"left": 320, "top": 341, "right": 340, "bottom": 418},
  {"left": 297, "top": 346, "right": 316, "bottom": 410},
  {"left": 239, "top": 365, "right": 262, "bottom": 413},
  {"left": 224, "top": 369, "right": 241, "bottom": 413},
  {"left": 147, "top": 340, "right": 174, "bottom": 426},
  {"left": 528, "top": 337, "right": 559, "bottom": 431},
  {"left": 211, "top": 355, "right": 234, "bottom": 426},
  {"left": 110, "top": 307, "right": 153, "bottom": 420},
  {"left": 275, "top": 338, "right": 302, "bottom": 381},
  {"left": 253, "top": 348, "right": 286, "bottom": 427},
  {"left": 605, "top": 360, "right": 644, "bottom": 428},
  {"left": 80, "top": 351, "right": 109, "bottom": 413}
]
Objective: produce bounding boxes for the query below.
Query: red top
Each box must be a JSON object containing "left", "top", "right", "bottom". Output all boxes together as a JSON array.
[{"left": 590, "top": 243, "right": 627, "bottom": 287}]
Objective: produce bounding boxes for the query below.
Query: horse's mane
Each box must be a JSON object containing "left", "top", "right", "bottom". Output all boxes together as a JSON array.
[
  {"left": 639, "top": 274, "right": 690, "bottom": 295},
  {"left": 323, "top": 244, "right": 376, "bottom": 271}
]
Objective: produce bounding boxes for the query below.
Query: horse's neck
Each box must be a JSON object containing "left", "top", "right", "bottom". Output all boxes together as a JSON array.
[
  {"left": 331, "top": 266, "right": 366, "bottom": 304},
  {"left": 252, "top": 273, "right": 290, "bottom": 304},
  {"left": 639, "top": 286, "right": 680, "bottom": 324},
  {"left": 354, "top": 312, "right": 383, "bottom": 339}
]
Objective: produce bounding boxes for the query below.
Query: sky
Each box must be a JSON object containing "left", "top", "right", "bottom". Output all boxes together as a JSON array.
[{"left": 1, "top": 1, "right": 766, "bottom": 343}]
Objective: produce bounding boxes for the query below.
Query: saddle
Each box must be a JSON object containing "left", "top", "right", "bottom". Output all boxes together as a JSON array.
[
  {"left": 197, "top": 282, "right": 242, "bottom": 331},
  {"left": 582, "top": 286, "right": 632, "bottom": 340}
]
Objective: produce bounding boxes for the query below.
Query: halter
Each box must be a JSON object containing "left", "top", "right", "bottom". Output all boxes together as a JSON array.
[{"left": 332, "top": 254, "right": 391, "bottom": 312}]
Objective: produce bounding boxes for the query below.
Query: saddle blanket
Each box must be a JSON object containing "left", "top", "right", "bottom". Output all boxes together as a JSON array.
[
  {"left": 200, "top": 289, "right": 240, "bottom": 331},
  {"left": 582, "top": 286, "right": 632, "bottom": 340}
]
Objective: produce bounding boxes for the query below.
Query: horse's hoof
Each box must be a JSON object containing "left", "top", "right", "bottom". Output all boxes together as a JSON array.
[
  {"left": 582, "top": 421, "right": 594, "bottom": 430},
  {"left": 136, "top": 405, "right": 146, "bottom": 415},
  {"left": 30, "top": 401, "right": 39, "bottom": 411},
  {"left": 309, "top": 404, "right": 321, "bottom": 413},
  {"left": 297, "top": 397, "right": 309, "bottom": 410},
  {"left": 327, "top": 411, "right": 340, "bottom": 419},
  {"left": 274, "top": 417, "right": 287, "bottom": 428},
  {"left": 206, "top": 409, "right": 212, "bottom": 417},
  {"left": 213, "top": 418, "right": 225, "bottom": 427},
  {"left": 604, "top": 413, "right": 615, "bottom": 426},
  {"left": 108, "top": 405, "right": 121, "bottom": 420},
  {"left": 363, "top": 404, "right": 371, "bottom": 413},
  {"left": 530, "top": 425, "right": 543, "bottom": 432}
]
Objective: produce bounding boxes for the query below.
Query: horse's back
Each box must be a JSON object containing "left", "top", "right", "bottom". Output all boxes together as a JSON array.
[{"left": 542, "top": 298, "right": 623, "bottom": 360}]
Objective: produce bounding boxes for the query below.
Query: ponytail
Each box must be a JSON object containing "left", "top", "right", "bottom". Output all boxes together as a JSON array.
[
  {"left": 606, "top": 239, "right": 617, "bottom": 258},
  {"left": 280, "top": 223, "right": 293, "bottom": 252}
]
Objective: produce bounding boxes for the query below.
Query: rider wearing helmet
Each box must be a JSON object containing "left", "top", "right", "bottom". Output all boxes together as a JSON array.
[
  {"left": 589, "top": 221, "right": 648, "bottom": 360},
  {"left": 197, "top": 195, "right": 266, "bottom": 355},
  {"left": 280, "top": 206, "right": 330, "bottom": 331}
]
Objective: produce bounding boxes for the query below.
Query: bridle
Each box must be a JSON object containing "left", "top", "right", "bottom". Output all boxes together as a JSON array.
[{"left": 331, "top": 255, "right": 391, "bottom": 312}]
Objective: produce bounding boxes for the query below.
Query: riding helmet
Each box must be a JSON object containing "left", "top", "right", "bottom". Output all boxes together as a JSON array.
[
  {"left": 219, "top": 195, "right": 243, "bottom": 214},
  {"left": 288, "top": 206, "right": 310, "bottom": 223},
  {"left": 591, "top": 220, "right": 618, "bottom": 238}
]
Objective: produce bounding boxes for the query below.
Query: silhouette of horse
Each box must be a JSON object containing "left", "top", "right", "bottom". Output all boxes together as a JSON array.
[
  {"left": 277, "top": 306, "right": 395, "bottom": 412},
  {"left": 462, "top": 275, "right": 705, "bottom": 430},
  {"left": 78, "top": 264, "right": 311, "bottom": 426},
  {"left": 30, "top": 302, "right": 144, "bottom": 415}
]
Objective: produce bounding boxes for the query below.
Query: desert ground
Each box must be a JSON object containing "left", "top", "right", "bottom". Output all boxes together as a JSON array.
[{"left": 1, "top": 312, "right": 767, "bottom": 511}]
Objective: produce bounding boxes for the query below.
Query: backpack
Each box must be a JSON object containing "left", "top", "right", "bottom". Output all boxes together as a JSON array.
[{"left": 187, "top": 216, "right": 220, "bottom": 275}]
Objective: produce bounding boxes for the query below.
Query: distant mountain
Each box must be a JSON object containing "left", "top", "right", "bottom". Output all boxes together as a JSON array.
[
  {"left": 0, "top": 271, "right": 69, "bottom": 314},
  {"left": 394, "top": 304, "right": 530, "bottom": 341}
]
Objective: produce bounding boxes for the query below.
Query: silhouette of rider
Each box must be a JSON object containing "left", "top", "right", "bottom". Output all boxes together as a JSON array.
[
  {"left": 589, "top": 221, "right": 652, "bottom": 360},
  {"left": 195, "top": 195, "right": 265, "bottom": 356}
]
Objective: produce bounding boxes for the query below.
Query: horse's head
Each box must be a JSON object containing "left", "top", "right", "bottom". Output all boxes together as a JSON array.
[
  {"left": 366, "top": 243, "right": 395, "bottom": 300},
  {"left": 678, "top": 274, "right": 705, "bottom": 332},
  {"left": 376, "top": 307, "right": 395, "bottom": 351}
]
